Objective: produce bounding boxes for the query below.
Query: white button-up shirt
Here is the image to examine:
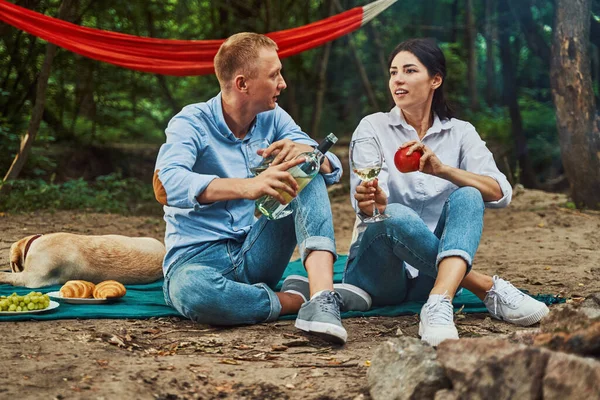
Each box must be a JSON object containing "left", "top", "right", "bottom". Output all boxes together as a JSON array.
[{"left": 348, "top": 107, "right": 512, "bottom": 277}]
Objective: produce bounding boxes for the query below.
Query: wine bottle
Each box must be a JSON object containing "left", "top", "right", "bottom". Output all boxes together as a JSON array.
[{"left": 255, "top": 133, "right": 338, "bottom": 220}]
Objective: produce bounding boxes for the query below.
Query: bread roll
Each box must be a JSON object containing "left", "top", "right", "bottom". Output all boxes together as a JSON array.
[
  {"left": 60, "top": 280, "right": 95, "bottom": 298},
  {"left": 93, "top": 280, "right": 126, "bottom": 299}
]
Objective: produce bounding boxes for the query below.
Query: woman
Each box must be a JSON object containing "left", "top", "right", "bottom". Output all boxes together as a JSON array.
[{"left": 343, "top": 38, "right": 549, "bottom": 346}]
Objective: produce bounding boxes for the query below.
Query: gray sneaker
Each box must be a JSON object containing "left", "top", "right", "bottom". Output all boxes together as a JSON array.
[
  {"left": 281, "top": 275, "right": 372, "bottom": 312},
  {"left": 295, "top": 291, "right": 347, "bottom": 344}
]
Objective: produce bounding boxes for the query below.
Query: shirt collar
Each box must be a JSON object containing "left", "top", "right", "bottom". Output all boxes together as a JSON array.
[
  {"left": 387, "top": 107, "right": 453, "bottom": 136},
  {"left": 209, "top": 92, "right": 258, "bottom": 142}
]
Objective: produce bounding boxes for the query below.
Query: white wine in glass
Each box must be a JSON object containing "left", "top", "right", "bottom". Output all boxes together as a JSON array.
[{"left": 350, "top": 137, "right": 389, "bottom": 223}]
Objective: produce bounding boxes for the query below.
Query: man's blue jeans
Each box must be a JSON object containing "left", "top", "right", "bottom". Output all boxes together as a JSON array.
[
  {"left": 343, "top": 187, "right": 485, "bottom": 306},
  {"left": 163, "top": 175, "right": 337, "bottom": 325}
]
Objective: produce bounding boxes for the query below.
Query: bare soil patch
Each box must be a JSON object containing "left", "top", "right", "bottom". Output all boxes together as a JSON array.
[{"left": 1, "top": 189, "right": 599, "bottom": 399}]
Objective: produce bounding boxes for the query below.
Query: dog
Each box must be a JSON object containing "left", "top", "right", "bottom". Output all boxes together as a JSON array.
[{"left": 0, "top": 233, "right": 166, "bottom": 288}]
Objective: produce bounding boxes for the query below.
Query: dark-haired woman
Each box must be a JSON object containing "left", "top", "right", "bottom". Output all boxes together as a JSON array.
[{"left": 343, "top": 38, "right": 548, "bottom": 346}]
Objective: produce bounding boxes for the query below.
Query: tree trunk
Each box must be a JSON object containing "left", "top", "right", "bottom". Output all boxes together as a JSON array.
[
  {"left": 450, "top": 0, "right": 460, "bottom": 43},
  {"left": 550, "top": 0, "right": 600, "bottom": 208},
  {"left": 310, "top": 0, "right": 334, "bottom": 135},
  {"left": 484, "top": 0, "right": 496, "bottom": 106},
  {"left": 509, "top": 0, "right": 551, "bottom": 65},
  {"left": 333, "top": 0, "right": 378, "bottom": 112},
  {"left": 498, "top": 0, "right": 538, "bottom": 188},
  {"left": 466, "top": 0, "right": 478, "bottom": 110},
  {"left": 370, "top": 24, "right": 393, "bottom": 106},
  {"left": 3, "top": 0, "right": 76, "bottom": 185}
]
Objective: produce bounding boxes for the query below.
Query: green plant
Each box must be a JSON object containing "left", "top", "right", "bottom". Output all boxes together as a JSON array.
[{"left": 0, "top": 173, "right": 158, "bottom": 215}]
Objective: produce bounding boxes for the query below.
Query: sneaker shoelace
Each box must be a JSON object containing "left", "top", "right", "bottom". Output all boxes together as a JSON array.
[
  {"left": 316, "top": 291, "right": 343, "bottom": 320},
  {"left": 487, "top": 276, "right": 525, "bottom": 314},
  {"left": 424, "top": 295, "right": 454, "bottom": 325}
]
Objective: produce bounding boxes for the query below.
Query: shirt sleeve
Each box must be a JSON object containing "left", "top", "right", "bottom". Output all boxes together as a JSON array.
[
  {"left": 153, "top": 112, "right": 219, "bottom": 210},
  {"left": 459, "top": 122, "right": 512, "bottom": 208},
  {"left": 349, "top": 118, "right": 390, "bottom": 215},
  {"left": 273, "top": 106, "right": 343, "bottom": 185}
]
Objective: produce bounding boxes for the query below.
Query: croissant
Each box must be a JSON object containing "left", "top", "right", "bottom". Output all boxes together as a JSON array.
[
  {"left": 60, "top": 280, "right": 95, "bottom": 298},
  {"left": 93, "top": 280, "right": 126, "bottom": 299}
]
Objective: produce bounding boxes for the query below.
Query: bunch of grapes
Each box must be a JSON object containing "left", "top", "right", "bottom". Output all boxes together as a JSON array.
[{"left": 0, "top": 292, "right": 50, "bottom": 312}]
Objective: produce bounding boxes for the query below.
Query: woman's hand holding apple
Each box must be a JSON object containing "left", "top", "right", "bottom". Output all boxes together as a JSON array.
[{"left": 396, "top": 141, "right": 445, "bottom": 176}]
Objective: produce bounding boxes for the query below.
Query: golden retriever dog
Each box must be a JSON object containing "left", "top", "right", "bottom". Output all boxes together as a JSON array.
[{"left": 0, "top": 233, "right": 165, "bottom": 288}]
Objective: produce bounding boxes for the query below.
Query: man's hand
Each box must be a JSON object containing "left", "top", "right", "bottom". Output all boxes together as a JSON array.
[
  {"left": 400, "top": 140, "right": 446, "bottom": 176},
  {"left": 260, "top": 139, "right": 313, "bottom": 166},
  {"left": 242, "top": 158, "right": 305, "bottom": 204},
  {"left": 354, "top": 178, "right": 387, "bottom": 216}
]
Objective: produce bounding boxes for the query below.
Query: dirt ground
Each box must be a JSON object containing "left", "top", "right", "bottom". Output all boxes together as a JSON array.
[{"left": 1, "top": 188, "right": 599, "bottom": 399}]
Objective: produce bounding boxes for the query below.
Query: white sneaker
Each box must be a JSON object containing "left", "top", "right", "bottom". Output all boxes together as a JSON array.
[
  {"left": 418, "top": 293, "right": 459, "bottom": 346},
  {"left": 484, "top": 276, "right": 550, "bottom": 326}
]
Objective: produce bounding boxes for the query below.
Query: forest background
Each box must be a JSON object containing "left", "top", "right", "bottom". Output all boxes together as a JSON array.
[{"left": 0, "top": 0, "right": 599, "bottom": 213}]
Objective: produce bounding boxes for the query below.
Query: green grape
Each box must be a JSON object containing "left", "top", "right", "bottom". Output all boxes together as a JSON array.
[
  {"left": 27, "top": 302, "right": 35, "bottom": 310},
  {"left": 23, "top": 296, "right": 31, "bottom": 304},
  {"left": 8, "top": 304, "right": 16, "bottom": 311},
  {"left": 31, "top": 296, "right": 39, "bottom": 304},
  {"left": 16, "top": 306, "right": 22, "bottom": 312}
]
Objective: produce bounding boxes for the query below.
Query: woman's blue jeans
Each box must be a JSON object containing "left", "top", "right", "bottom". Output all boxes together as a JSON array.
[
  {"left": 343, "top": 187, "right": 485, "bottom": 306},
  {"left": 163, "top": 175, "right": 336, "bottom": 325}
]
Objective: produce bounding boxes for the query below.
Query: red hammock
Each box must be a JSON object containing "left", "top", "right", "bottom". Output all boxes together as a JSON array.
[{"left": 0, "top": 0, "right": 396, "bottom": 76}]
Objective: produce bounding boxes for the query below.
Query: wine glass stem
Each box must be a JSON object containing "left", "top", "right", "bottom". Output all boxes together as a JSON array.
[{"left": 372, "top": 202, "right": 380, "bottom": 218}]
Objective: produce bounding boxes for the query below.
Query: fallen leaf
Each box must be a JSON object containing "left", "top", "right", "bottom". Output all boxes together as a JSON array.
[
  {"left": 108, "top": 335, "right": 126, "bottom": 347},
  {"left": 96, "top": 359, "right": 109, "bottom": 367},
  {"left": 219, "top": 359, "right": 240, "bottom": 365}
]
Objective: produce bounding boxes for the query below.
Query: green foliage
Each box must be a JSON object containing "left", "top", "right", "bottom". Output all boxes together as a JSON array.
[
  {"left": 0, "top": 174, "right": 156, "bottom": 214},
  {"left": 0, "top": 0, "right": 595, "bottom": 197},
  {"left": 519, "top": 95, "right": 559, "bottom": 178}
]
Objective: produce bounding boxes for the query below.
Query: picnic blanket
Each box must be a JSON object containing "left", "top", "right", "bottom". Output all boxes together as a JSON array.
[{"left": 0, "top": 255, "right": 561, "bottom": 322}]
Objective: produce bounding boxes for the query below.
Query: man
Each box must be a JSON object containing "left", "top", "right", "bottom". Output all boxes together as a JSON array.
[{"left": 153, "top": 33, "right": 370, "bottom": 344}]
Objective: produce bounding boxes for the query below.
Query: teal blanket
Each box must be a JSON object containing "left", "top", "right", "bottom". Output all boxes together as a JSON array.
[{"left": 0, "top": 255, "right": 561, "bottom": 322}]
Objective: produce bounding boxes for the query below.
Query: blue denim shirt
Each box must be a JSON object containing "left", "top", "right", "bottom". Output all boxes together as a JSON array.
[{"left": 155, "top": 93, "right": 343, "bottom": 271}]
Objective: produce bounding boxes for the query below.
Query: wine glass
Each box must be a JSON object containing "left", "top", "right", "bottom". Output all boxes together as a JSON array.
[
  {"left": 350, "top": 137, "right": 389, "bottom": 223},
  {"left": 245, "top": 138, "right": 272, "bottom": 176}
]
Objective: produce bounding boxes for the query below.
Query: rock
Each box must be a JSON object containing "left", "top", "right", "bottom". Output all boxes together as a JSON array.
[
  {"left": 367, "top": 337, "right": 450, "bottom": 400},
  {"left": 433, "top": 389, "right": 457, "bottom": 400},
  {"left": 540, "top": 304, "right": 593, "bottom": 333},
  {"left": 543, "top": 350, "right": 600, "bottom": 399},
  {"left": 436, "top": 338, "right": 549, "bottom": 400},
  {"left": 580, "top": 293, "right": 600, "bottom": 319},
  {"left": 534, "top": 321, "right": 600, "bottom": 357},
  {"left": 533, "top": 299, "right": 600, "bottom": 357},
  {"left": 506, "top": 329, "right": 540, "bottom": 346}
]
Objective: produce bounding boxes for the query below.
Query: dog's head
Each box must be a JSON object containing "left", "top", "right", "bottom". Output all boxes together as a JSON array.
[{"left": 9, "top": 235, "right": 39, "bottom": 272}]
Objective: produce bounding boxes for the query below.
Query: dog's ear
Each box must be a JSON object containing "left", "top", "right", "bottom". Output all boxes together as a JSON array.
[{"left": 9, "top": 236, "right": 33, "bottom": 272}]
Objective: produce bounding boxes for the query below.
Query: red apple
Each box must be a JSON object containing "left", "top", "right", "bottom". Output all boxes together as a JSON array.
[{"left": 394, "top": 147, "right": 422, "bottom": 173}]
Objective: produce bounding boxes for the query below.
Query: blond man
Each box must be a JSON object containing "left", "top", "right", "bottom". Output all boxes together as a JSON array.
[{"left": 153, "top": 33, "right": 370, "bottom": 344}]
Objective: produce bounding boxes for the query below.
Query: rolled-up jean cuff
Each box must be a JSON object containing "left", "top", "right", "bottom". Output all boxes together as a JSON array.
[
  {"left": 436, "top": 250, "right": 473, "bottom": 273},
  {"left": 254, "top": 282, "right": 281, "bottom": 322},
  {"left": 299, "top": 236, "right": 338, "bottom": 264}
]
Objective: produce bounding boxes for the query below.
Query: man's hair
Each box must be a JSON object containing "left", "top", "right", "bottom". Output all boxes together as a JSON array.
[{"left": 214, "top": 33, "right": 278, "bottom": 90}]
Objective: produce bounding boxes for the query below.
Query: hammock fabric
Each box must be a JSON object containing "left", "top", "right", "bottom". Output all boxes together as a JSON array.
[{"left": 0, "top": 0, "right": 396, "bottom": 76}]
